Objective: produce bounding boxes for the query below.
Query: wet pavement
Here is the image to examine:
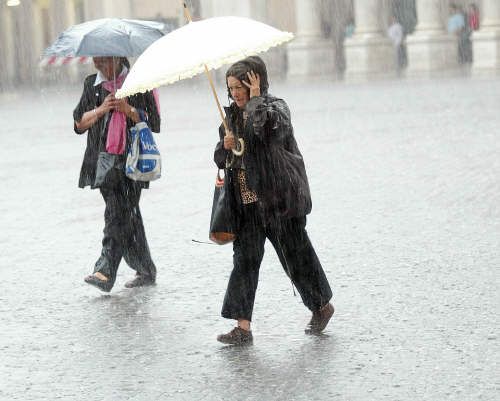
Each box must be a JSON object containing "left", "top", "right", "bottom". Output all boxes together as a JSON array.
[{"left": 0, "top": 75, "right": 499, "bottom": 400}]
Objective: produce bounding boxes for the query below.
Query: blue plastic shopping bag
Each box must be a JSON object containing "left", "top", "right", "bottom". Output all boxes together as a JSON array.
[{"left": 126, "top": 111, "right": 161, "bottom": 181}]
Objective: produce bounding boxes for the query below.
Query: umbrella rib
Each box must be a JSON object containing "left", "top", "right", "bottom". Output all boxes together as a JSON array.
[{"left": 43, "top": 18, "right": 167, "bottom": 58}]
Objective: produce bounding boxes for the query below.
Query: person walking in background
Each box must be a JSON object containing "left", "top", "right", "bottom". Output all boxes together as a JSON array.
[
  {"left": 213, "top": 56, "right": 334, "bottom": 345},
  {"left": 462, "top": 3, "right": 480, "bottom": 63},
  {"left": 387, "top": 15, "right": 407, "bottom": 75},
  {"left": 468, "top": 3, "right": 480, "bottom": 32},
  {"left": 448, "top": 3, "right": 472, "bottom": 65},
  {"left": 73, "top": 56, "right": 160, "bottom": 292},
  {"left": 344, "top": 17, "right": 355, "bottom": 39}
]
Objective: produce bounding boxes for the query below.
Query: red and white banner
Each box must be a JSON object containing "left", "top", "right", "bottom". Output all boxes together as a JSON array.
[{"left": 39, "top": 56, "right": 92, "bottom": 67}]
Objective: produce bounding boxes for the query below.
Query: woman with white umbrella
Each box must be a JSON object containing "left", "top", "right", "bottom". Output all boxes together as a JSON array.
[
  {"left": 214, "top": 56, "right": 334, "bottom": 345},
  {"left": 73, "top": 56, "right": 160, "bottom": 292}
]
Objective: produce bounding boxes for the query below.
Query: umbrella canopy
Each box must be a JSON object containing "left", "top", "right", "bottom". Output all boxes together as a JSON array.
[
  {"left": 115, "top": 16, "right": 293, "bottom": 98},
  {"left": 43, "top": 18, "right": 167, "bottom": 58},
  {"left": 39, "top": 56, "right": 92, "bottom": 68}
]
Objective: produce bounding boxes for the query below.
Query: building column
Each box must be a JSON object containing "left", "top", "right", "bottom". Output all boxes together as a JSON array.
[
  {"left": 249, "top": 0, "right": 286, "bottom": 79},
  {"left": 84, "top": 0, "right": 131, "bottom": 19},
  {"left": 344, "top": 0, "right": 393, "bottom": 79},
  {"left": 102, "top": 0, "right": 132, "bottom": 18},
  {"left": 0, "top": 5, "right": 17, "bottom": 89},
  {"left": 472, "top": 0, "right": 500, "bottom": 74},
  {"left": 287, "top": 0, "right": 335, "bottom": 78},
  {"left": 14, "top": 1, "right": 36, "bottom": 85},
  {"left": 198, "top": 0, "right": 253, "bottom": 84},
  {"left": 405, "top": 0, "right": 457, "bottom": 74},
  {"left": 199, "top": 0, "right": 251, "bottom": 18}
]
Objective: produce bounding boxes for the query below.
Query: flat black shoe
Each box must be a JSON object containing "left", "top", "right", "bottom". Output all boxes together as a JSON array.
[
  {"left": 84, "top": 274, "right": 112, "bottom": 292},
  {"left": 305, "top": 302, "right": 334, "bottom": 334},
  {"left": 124, "top": 274, "right": 155, "bottom": 288},
  {"left": 217, "top": 327, "right": 253, "bottom": 345}
]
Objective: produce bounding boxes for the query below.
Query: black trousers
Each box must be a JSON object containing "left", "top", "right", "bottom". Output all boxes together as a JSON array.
[
  {"left": 93, "top": 170, "right": 156, "bottom": 287},
  {"left": 221, "top": 204, "right": 332, "bottom": 321}
]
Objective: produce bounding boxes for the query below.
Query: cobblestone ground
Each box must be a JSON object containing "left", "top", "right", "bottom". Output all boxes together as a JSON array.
[{"left": 0, "top": 75, "right": 498, "bottom": 400}]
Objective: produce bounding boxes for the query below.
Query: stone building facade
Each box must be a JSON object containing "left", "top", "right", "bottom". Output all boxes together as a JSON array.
[{"left": 0, "top": 0, "right": 499, "bottom": 90}]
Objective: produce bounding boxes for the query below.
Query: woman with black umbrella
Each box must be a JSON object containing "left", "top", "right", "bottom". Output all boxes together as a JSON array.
[
  {"left": 214, "top": 56, "right": 334, "bottom": 345},
  {"left": 73, "top": 56, "right": 160, "bottom": 292}
]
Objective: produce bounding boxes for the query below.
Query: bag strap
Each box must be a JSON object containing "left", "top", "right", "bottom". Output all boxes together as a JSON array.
[{"left": 137, "top": 109, "right": 147, "bottom": 122}]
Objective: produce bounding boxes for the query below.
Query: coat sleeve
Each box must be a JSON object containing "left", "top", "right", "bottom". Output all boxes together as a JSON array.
[
  {"left": 244, "top": 96, "right": 291, "bottom": 141},
  {"left": 73, "top": 76, "right": 95, "bottom": 135},
  {"left": 214, "top": 123, "right": 228, "bottom": 169},
  {"left": 129, "top": 90, "right": 161, "bottom": 133}
]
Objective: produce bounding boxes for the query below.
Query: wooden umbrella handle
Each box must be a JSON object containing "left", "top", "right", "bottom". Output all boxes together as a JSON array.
[
  {"left": 203, "top": 64, "right": 230, "bottom": 135},
  {"left": 183, "top": 2, "right": 244, "bottom": 155},
  {"left": 183, "top": 2, "right": 192, "bottom": 22},
  {"left": 184, "top": 4, "right": 229, "bottom": 132}
]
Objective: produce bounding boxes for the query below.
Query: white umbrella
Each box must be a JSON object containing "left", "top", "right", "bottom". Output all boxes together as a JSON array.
[
  {"left": 116, "top": 16, "right": 293, "bottom": 97},
  {"left": 116, "top": 6, "right": 293, "bottom": 154}
]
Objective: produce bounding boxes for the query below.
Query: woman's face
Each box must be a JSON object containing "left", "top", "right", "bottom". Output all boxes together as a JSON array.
[
  {"left": 93, "top": 57, "right": 121, "bottom": 81},
  {"left": 227, "top": 76, "right": 249, "bottom": 109}
]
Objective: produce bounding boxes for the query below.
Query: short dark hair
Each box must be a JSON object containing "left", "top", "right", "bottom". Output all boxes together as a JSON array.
[{"left": 120, "top": 57, "right": 130, "bottom": 69}]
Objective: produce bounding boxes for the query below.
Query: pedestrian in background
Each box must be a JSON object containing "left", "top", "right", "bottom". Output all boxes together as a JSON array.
[
  {"left": 448, "top": 3, "right": 472, "bottom": 65},
  {"left": 387, "top": 15, "right": 407, "bottom": 75},
  {"left": 73, "top": 56, "right": 160, "bottom": 292},
  {"left": 468, "top": 3, "right": 480, "bottom": 32},
  {"left": 213, "top": 56, "right": 334, "bottom": 345},
  {"left": 344, "top": 17, "right": 355, "bottom": 39}
]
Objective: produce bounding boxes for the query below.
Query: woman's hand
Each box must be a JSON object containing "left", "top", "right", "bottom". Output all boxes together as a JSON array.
[
  {"left": 96, "top": 94, "right": 115, "bottom": 117},
  {"left": 112, "top": 97, "right": 130, "bottom": 114},
  {"left": 224, "top": 131, "right": 236, "bottom": 150},
  {"left": 75, "top": 94, "right": 114, "bottom": 132},
  {"left": 109, "top": 96, "right": 140, "bottom": 122},
  {"left": 242, "top": 71, "right": 260, "bottom": 98}
]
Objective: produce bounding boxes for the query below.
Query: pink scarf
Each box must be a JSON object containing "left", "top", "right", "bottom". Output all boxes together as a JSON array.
[
  {"left": 102, "top": 73, "right": 161, "bottom": 155},
  {"left": 102, "top": 73, "right": 127, "bottom": 155}
]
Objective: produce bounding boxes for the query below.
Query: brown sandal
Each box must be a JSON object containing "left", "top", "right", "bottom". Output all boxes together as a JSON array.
[{"left": 84, "top": 273, "right": 112, "bottom": 292}]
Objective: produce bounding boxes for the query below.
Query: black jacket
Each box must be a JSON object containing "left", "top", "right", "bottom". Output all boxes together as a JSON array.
[
  {"left": 73, "top": 74, "right": 160, "bottom": 189},
  {"left": 214, "top": 94, "right": 312, "bottom": 226}
]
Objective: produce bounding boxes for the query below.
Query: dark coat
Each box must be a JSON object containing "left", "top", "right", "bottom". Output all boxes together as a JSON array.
[
  {"left": 73, "top": 74, "right": 160, "bottom": 189},
  {"left": 214, "top": 94, "right": 312, "bottom": 227}
]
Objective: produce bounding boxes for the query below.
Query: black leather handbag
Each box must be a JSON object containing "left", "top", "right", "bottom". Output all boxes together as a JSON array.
[
  {"left": 94, "top": 151, "right": 117, "bottom": 187},
  {"left": 93, "top": 118, "right": 118, "bottom": 188},
  {"left": 209, "top": 170, "right": 236, "bottom": 245}
]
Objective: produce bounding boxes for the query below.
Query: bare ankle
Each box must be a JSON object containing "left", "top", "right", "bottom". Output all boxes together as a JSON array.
[
  {"left": 237, "top": 319, "right": 251, "bottom": 331},
  {"left": 94, "top": 272, "right": 109, "bottom": 282}
]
